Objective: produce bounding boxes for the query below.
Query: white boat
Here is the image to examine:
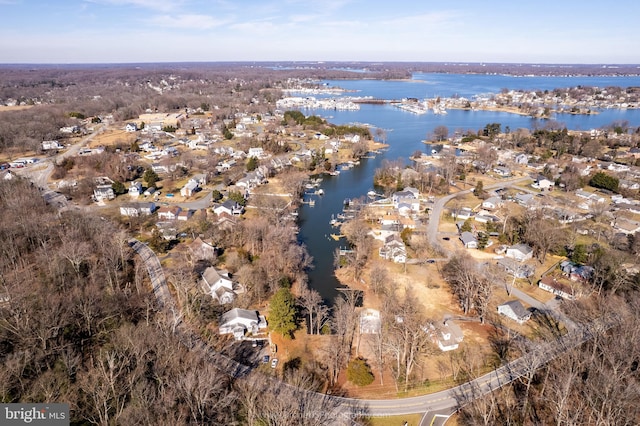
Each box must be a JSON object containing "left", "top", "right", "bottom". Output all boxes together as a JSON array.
[{"left": 316, "top": 188, "right": 324, "bottom": 195}]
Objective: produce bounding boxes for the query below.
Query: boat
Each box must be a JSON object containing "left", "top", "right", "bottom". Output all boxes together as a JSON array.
[
  {"left": 309, "top": 200, "right": 315, "bottom": 207},
  {"left": 330, "top": 234, "right": 345, "bottom": 241},
  {"left": 315, "top": 189, "right": 324, "bottom": 195}
]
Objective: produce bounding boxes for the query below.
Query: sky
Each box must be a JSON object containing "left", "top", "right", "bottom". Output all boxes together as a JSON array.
[{"left": 1, "top": 0, "right": 639, "bottom": 64}]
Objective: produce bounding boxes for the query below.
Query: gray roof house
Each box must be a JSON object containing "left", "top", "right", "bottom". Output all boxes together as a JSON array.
[
  {"left": 202, "top": 267, "right": 236, "bottom": 304},
  {"left": 219, "top": 308, "right": 267, "bottom": 340},
  {"left": 506, "top": 243, "right": 533, "bottom": 262},
  {"left": 497, "top": 300, "right": 531, "bottom": 324},
  {"left": 460, "top": 231, "right": 478, "bottom": 249}
]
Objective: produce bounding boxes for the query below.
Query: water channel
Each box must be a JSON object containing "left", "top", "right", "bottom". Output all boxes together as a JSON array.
[{"left": 297, "top": 75, "right": 640, "bottom": 302}]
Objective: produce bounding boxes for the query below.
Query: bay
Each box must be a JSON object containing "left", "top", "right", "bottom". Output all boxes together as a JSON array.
[{"left": 298, "top": 75, "right": 640, "bottom": 302}]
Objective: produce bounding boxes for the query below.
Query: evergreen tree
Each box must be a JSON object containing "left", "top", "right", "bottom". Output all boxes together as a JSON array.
[
  {"left": 269, "top": 288, "right": 297, "bottom": 338},
  {"left": 346, "top": 358, "right": 375, "bottom": 386},
  {"left": 143, "top": 167, "right": 160, "bottom": 188}
]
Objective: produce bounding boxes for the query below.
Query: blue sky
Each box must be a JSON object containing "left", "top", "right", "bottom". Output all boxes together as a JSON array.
[{"left": 1, "top": 0, "right": 639, "bottom": 64}]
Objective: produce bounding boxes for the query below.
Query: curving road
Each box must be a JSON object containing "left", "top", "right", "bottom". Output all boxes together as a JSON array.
[{"left": 129, "top": 235, "right": 610, "bottom": 425}]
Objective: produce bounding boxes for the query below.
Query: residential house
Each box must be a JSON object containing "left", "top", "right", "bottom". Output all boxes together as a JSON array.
[
  {"left": 460, "top": 231, "right": 478, "bottom": 249},
  {"left": 213, "top": 200, "right": 244, "bottom": 216},
  {"left": 429, "top": 320, "right": 464, "bottom": 352},
  {"left": 177, "top": 209, "right": 193, "bottom": 221},
  {"left": 452, "top": 207, "right": 473, "bottom": 220},
  {"left": 575, "top": 189, "right": 605, "bottom": 204},
  {"left": 514, "top": 153, "right": 529, "bottom": 165},
  {"left": 119, "top": 202, "right": 156, "bottom": 217},
  {"left": 247, "top": 147, "right": 266, "bottom": 159},
  {"left": 612, "top": 218, "right": 640, "bottom": 235},
  {"left": 532, "top": 175, "right": 554, "bottom": 191},
  {"left": 538, "top": 276, "right": 576, "bottom": 300},
  {"left": 493, "top": 166, "right": 512, "bottom": 177},
  {"left": 93, "top": 184, "right": 115, "bottom": 201},
  {"left": 514, "top": 193, "right": 535, "bottom": 208},
  {"left": 216, "top": 212, "right": 238, "bottom": 230},
  {"left": 620, "top": 179, "right": 640, "bottom": 190},
  {"left": 505, "top": 244, "right": 533, "bottom": 262},
  {"left": 218, "top": 308, "right": 267, "bottom": 340},
  {"left": 497, "top": 300, "right": 531, "bottom": 324},
  {"left": 497, "top": 257, "right": 534, "bottom": 278},
  {"left": 157, "top": 205, "right": 182, "bottom": 220},
  {"left": 378, "top": 235, "right": 407, "bottom": 263},
  {"left": 481, "top": 196, "right": 502, "bottom": 210},
  {"left": 202, "top": 267, "right": 236, "bottom": 304},
  {"left": 359, "top": 309, "right": 381, "bottom": 334},
  {"left": 560, "top": 260, "right": 594, "bottom": 282},
  {"left": 125, "top": 122, "right": 138, "bottom": 132},
  {"left": 187, "top": 237, "right": 217, "bottom": 261},
  {"left": 180, "top": 179, "right": 199, "bottom": 197},
  {"left": 128, "top": 181, "right": 143, "bottom": 197},
  {"left": 42, "top": 140, "right": 62, "bottom": 150},
  {"left": 138, "top": 202, "right": 156, "bottom": 215}
]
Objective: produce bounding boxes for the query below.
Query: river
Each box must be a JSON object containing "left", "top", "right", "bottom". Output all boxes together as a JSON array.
[{"left": 297, "top": 74, "right": 640, "bottom": 302}]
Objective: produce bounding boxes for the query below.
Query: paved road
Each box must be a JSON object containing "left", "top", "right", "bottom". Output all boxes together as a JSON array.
[
  {"left": 426, "top": 176, "right": 530, "bottom": 249},
  {"left": 129, "top": 237, "right": 611, "bottom": 425}
]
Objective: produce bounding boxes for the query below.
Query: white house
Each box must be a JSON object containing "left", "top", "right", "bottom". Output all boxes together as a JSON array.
[
  {"left": 482, "top": 196, "right": 502, "bottom": 210},
  {"left": 531, "top": 175, "right": 554, "bottom": 191},
  {"left": 429, "top": 320, "right": 464, "bottom": 352},
  {"left": 378, "top": 236, "right": 407, "bottom": 263},
  {"left": 202, "top": 267, "right": 236, "bottom": 304},
  {"left": 514, "top": 153, "right": 529, "bottom": 165},
  {"left": 93, "top": 184, "right": 115, "bottom": 201},
  {"left": 247, "top": 147, "right": 266, "bottom": 159},
  {"left": 538, "top": 276, "right": 576, "bottom": 300},
  {"left": 493, "top": 166, "right": 512, "bottom": 177},
  {"left": 128, "top": 181, "right": 143, "bottom": 197},
  {"left": 42, "top": 140, "right": 62, "bottom": 150},
  {"left": 180, "top": 179, "right": 199, "bottom": 197},
  {"left": 460, "top": 231, "right": 478, "bottom": 249},
  {"left": 497, "top": 300, "right": 531, "bottom": 324},
  {"left": 505, "top": 244, "right": 533, "bottom": 262},
  {"left": 218, "top": 308, "right": 267, "bottom": 340},
  {"left": 359, "top": 309, "right": 381, "bottom": 334},
  {"left": 125, "top": 122, "right": 138, "bottom": 132},
  {"left": 157, "top": 206, "right": 181, "bottom": 220},
  {"left": 213, "top": 200, "right": 244, "bottom": 216}
]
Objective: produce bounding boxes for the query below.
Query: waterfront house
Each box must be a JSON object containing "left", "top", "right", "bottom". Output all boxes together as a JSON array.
[
  {"left": 218, "top": 308, "right": 267, "bottom": 340},
  {"left": 359, "top": 309, "right": 381, "bottom": 334}
]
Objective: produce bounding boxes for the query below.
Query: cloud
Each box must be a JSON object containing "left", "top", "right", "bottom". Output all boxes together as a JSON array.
[
  {"left": 85, "top": 0, "right": 182, "bottom": 13},
  {"left": 147, "top": 14, "right": 227, "bottom": 30}
]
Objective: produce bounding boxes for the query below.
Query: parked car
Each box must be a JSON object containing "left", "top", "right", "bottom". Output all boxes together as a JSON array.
[
  {"left": 262, "top": 355, "right": 270, "bottom": 363},
  {"left": 271, "top": 358, "right": 278, "bottom": 369}
]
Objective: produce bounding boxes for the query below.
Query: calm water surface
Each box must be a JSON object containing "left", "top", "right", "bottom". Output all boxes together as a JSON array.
[{"left": 299, "top": 75, "right": 640, "bottom": 302}]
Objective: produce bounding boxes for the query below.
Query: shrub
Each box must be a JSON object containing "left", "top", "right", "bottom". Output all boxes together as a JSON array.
[{"left": 346, "top": 358, "right": 374, "bottom": 386}]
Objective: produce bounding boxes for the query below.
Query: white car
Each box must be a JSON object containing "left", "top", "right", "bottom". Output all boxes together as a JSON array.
[{"left": 270, "top": 358, "right": 278, "bottom": 369}]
